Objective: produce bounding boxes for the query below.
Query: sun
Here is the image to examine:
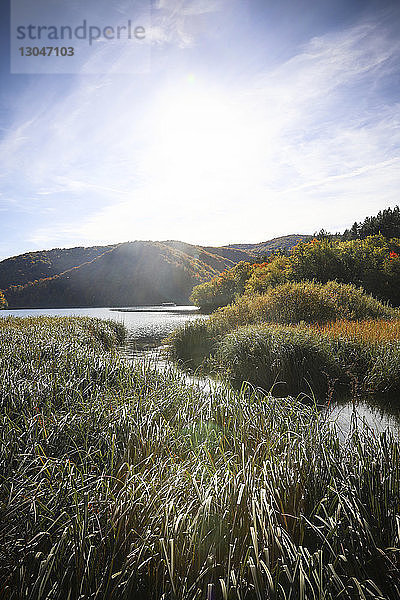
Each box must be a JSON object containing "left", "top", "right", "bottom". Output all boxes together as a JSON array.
[{"left": 146, "top": 82, "right": 261, "bottom": 202}]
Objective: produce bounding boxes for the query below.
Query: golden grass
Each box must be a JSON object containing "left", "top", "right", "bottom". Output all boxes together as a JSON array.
[{"left": 314, "top": 319, "right": 400, "bottom": 343}]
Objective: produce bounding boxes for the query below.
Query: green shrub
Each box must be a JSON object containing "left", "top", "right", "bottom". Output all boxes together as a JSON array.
[
  {"left": 244, "top": 255, "right": 293, "bottom": 294},
  {"left": 190, "top": 234, "right": 400, "bottom": 310},
  {"left": 190, "top": 261, "right": 253, "bottom": 311}
]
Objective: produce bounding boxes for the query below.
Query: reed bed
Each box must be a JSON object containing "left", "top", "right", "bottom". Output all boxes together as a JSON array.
[
  {"left": 1, "top": 316, "right": 400, "bottom": 599},
  {"left": 208, "top": 322, "right": 400, "bottom": 398},
  {"left": 314, "top": 318, "right": 400, "bottom": 342},
  {"left": 169, "top": 282, "right": 400, "bottom": 397},
  {"left": 211, "top": 281, "right": 398, "bottom": 331},
  {"left": 215, "top": 324, "right": 341, "bottom": 397},
  {"left": 169, "top": 281, "right": 398, "bottom": 370}
]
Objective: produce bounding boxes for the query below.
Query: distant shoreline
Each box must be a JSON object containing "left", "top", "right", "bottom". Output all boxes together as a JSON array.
[
  {"left": 110, "top": 306, "right": 199, "bottom": 313},
  {"left": 0, "top": 305, "right": 198, "bottom": 312}
]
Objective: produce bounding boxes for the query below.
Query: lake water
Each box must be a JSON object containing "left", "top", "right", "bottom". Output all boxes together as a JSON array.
[
  {"left": 0, "top": 305, "right": 203, "bottom": 349},
  {"left": 1, "top": 306, "right": 399, "bottom": 439}
]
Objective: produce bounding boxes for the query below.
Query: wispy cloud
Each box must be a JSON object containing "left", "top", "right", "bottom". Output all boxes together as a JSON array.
[
  {"left": 150, "top": 0, "right": 229, "bottom": 46},
  {"left": 1, "top": 6, "right": 400, "bottom": 256}
]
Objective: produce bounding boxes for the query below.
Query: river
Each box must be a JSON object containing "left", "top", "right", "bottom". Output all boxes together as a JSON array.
[{"left": 1, "top": 305, "right": 399, "bottom": 439}]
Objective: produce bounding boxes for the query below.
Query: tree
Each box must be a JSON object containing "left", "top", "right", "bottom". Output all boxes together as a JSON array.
[
  {"left": 190, "top": 262, "right": 253, "bottom": 310},
  {"left": 0, "top": 290, "right": 8, "bottom": 309},
  {"left": 314, "top": 228, "right": 331, "bottom": 240},
  {"left": 343, "top": 206, "right": 400, "bottom": 240},
  {"left": 245, "top": 256, "right": 293, "bottom": 294}
]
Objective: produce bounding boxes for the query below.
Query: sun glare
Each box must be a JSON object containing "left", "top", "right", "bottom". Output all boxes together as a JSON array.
[{"left": 148, "top": 85, "right": 261, "bottom": 197}]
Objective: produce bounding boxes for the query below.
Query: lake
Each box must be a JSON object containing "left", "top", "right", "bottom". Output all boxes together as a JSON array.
[
  {"left": 1, "top": 305, "right": 399, "bottom": 439},
  {"left": 0, "top": 305, "right": 203, "bottom": 348}
]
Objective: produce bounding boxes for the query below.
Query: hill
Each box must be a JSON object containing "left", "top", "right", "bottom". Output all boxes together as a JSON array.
[
  {"left": 227, "top": 234, "right": 312, "bottom": 255},
  {"left": 0, "top": 237, "right": 313, "bottom": 309},
  {"left": 162, "top": 240, "right": 256, "bottom": 264},
  {"left": 0, "top": 245, "right": 116, "bottom": 289},
  {"left": 1, "top": 241, "right": 255, "bottom": 308}
]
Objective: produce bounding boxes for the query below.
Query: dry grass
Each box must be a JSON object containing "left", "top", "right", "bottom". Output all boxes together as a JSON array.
[{"left": 314, "top": 318, "right": 400, "bottom": 343}]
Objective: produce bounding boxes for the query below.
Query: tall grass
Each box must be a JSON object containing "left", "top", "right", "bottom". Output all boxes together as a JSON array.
[
  {"left": 1, "top": 317, "right": 400, "bottom": 599},
  {"left": 216, "top": 324, "right": 342, "bottom": 397},
  {"left": 212, "top": 281, "right": 397, "bottom": 330},
  {"left": 208, "top": 321, "right": 400, "bottom": 398},
  {"left": 316, "top": 320, "right": 400, "bottom": 396},
  {"left": 169, "top": 282, "right": 400, "bottom": 396},
  {"left": 168, "top": 319, "right": 221, "bottom": 369},
  {"left": 315, "top": 318, "right": 400, "bottom": 342},
  {"left": 169, "top": 281, "right": 398, "bottom": 368}
]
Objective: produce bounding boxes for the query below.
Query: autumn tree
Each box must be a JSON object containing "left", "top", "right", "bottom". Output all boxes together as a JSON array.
[{"left": 0, "top": 290, "right": 8, "bottom": 309}]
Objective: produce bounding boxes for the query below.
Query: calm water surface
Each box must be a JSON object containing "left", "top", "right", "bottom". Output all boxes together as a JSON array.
[
  {"left": 1, "top": 305, "right": 399, "bottom": 438},
  {"left": 0, "top": 305, "right": 203, "bottom": 349}
]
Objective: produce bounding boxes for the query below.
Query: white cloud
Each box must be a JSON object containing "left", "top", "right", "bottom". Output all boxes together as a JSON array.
[
  {"left": 1, "top": 9, "right": 400, "bottom": 253},
  {"left": 150, "top": 0, "right": 229, "bottom": 46}
]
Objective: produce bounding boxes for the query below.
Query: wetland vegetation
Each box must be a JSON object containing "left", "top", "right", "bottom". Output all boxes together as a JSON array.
[
  {"left": 1, "top": 315, "right": 400, "bottom": 599},
  {"left": 170, "top": 280, "right": 400, "bottom": 398}
]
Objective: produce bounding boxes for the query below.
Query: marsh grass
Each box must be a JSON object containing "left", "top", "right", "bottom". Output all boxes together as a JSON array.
[
  {"left": 1, "top": 316, "right": 400, "bottom": 599},
  {"left": 216, "top": 324, "right": 342, "bottom": 397},
  {"left": 209, "top": 322, "right": 400, "bottom": 398},
  {"left": 169, "top": 282, "right": 400, "bottom": 397},
  {"left": 315, "top": 318, "right": 400, "bottom": 342},
  {"left": 167, "top": 319, "right": 220, "bottom": 369},
  {"left": 168, "top": 281, "right": 398, "bottom": 369}
]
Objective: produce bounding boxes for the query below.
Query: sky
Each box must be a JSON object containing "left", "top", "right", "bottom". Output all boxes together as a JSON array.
[{"left": 1, "top": 0, "right": 400, "bottom": 260}]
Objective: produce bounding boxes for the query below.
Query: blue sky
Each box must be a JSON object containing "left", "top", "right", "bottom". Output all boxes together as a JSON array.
[{"left": 1, "top": 0, "right": 400, "bottom": 260}]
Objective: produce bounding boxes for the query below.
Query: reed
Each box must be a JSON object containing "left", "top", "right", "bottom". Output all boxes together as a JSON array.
[
  {"left": 1, "top": 316, "right": 400, "bottom": 599},
  {"left": 205, "top": 321, "right": 400, "bottom": 398},
  {"left": 210, "top": 281, "right": 398, "bottom": 331},
  {"left": 314, "top": 318, "right": 400, "bottom": 342},
  {"left": 169, "top": 282, "right": 400, "bottom": 396},
  {"left": 215, "top": 323, "right": 342, "bottom": 397}
]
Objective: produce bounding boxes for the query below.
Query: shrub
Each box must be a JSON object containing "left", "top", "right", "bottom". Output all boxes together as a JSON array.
[
  {"left": 211, "top": 281, "right": 397, "bottom": 331},
  {"left": 0, "top": 290, "right": 7, "bottom": 309},
  {"left": 244, "top": 256, "right": 293, "bottom": 294},
  {"left": 190, "top": 234, "right": 400, "bottom": 310}
]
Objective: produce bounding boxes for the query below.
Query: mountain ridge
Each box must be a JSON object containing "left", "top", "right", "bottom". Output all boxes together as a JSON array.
[{"left": 227, "top": 234, "right": 313, "bottom": 254}]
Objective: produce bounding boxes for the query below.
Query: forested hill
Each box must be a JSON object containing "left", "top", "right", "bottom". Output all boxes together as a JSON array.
[
  {"left": 1, "top": 241, "right": 255, "bottom": 308},
  {"left": 162, "top": 241, "right": 256, "bottom": 265},
  {"left": 227, "top": 234, "right": 312, "bottom": 255},
  {"left": 0, "top": 245, "right": 116, "bottom": 289}
]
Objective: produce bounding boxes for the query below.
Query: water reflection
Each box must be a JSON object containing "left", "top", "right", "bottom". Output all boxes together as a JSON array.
[
  {"left": 122, "top": 344, "right": 216, "bottom": 396},
  {"left": 326, "top": 395, "right": 400, "bottom": 440}
]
